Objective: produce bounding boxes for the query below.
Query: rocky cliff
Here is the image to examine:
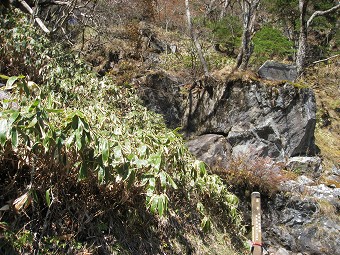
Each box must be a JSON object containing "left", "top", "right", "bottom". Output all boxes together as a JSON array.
[{"left": 138, "top": 71, "right": 340, "bottom": 255}]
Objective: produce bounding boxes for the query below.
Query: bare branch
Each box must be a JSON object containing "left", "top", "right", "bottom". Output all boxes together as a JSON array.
[
  {"left": 307, "top": 4, "right": 340, "bottom": 27},
  {"left": 17, "top": 0, "right": 50, "bottom": 33},
  {"left": 312, "top": 54, "right": 339, "bottom": 64}
]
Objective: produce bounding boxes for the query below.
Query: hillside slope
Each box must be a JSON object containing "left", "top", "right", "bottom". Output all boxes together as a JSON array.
[{"left": 0, "top": 10, "right": 246, "bottom": 255}]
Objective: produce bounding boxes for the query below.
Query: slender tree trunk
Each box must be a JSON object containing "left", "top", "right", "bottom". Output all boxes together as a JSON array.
[
  {"left": 296, "top": 0, "right": 308, "bottom": 76},
  {"left": 296, "top": 1, "right": 340, "bottom": 76},
  {"left": 236, "top": 0, "right": 260, "bottom": 70},
  {"left": 185, "top": 0, "right": 209, "bottom": 76},
  {"left": 219, "top": 0, "right": 230, "bottom": 21}
]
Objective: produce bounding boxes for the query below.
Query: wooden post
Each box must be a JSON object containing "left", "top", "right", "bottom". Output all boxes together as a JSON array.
[{"left": 251, "top": 192, "right": 262, "bottom": 255}]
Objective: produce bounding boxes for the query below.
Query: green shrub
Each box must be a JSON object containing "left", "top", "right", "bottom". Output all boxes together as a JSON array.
[
  {"left": 205, "top": 15, "right": 242, "bottom": 52},
  {"left": 251, "top": 25, "right": 294, "bottom": 66}
]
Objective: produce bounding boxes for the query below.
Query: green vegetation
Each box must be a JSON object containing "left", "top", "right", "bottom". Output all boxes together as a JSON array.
[
  {"left": 206, "top": 15, "right": 242, "bottom": 54},
  {"left": 251, "top": 26, "right": 294, "bottom": 66},
  {"left": 0, "top": 10, "right": 245, "bottom": 254}
]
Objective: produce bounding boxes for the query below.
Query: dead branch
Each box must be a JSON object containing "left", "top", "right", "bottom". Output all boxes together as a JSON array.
[
  {"left": 17, "top": 0, "right": 50, "bottom": 33},
  {"left": 307, "top": 4, "right": 340, "bottom": 28},
  {"left": 312, "top": 54, "right": 339, "bottom": 64}
]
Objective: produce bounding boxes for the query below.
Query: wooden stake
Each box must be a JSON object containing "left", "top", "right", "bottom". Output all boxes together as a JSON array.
[{"left": 251, "top": 192, "right": 262, "bottom": 255}]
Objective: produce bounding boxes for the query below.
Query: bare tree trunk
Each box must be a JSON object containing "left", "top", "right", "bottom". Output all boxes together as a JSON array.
[
  {"left": 185, "top": 0, "right": 209, "bottom": 76},
  {"left": 296, "top": 1, "right": 340, "bottom": 76},
  {"left": 296, "top": 0, "right": 308, "bottom": 76},
  {"left": 219, "top": 0, "right": 230, "bottom": 20},
  {"left": 236, "top": 0, "right": 260, "bottom": 70}
]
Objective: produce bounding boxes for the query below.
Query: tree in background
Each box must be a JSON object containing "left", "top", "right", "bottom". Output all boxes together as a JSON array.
[
  {"left": 236, "top": 0, "right": 260, "bottom": 70},
  {"left": 185, "top": 0, "right": 209, "bottom": 76},
  {"left": 296, "top": 0, "right": 340, "bottom": 75}
]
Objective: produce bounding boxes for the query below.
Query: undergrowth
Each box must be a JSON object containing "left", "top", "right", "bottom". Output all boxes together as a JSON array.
[
  {"left": 215, "top": 154, "right": 287, "bottom": 197},
  {"left": 0, "top": 10, "right": 245, "bottom": 254}
]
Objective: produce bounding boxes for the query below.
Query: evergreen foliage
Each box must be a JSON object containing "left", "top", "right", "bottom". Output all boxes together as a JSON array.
[{"left": 252, "top": 26, "right": 295, "bottom": 65}]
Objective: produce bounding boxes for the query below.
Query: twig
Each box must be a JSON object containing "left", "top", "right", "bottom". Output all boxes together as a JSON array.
[{"left": 312, "top": 54, "right": 339, "bottom": 64}]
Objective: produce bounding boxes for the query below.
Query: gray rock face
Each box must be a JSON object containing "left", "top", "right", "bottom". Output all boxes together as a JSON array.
[
  {"left": 183, "top": 77, "right": 318, "bottom": 163},
  {"left": 186, "top": 134, "right": 232, "bottom": 167},
  {"left": 258, "top": 61, "right": 297, "bottom": 81},
  {"left": 265, "top": 182, "right": 340, "bottom": 255},
  {"left": 286, "top": 156, "right": 322, "bottom": 176},
  {"left": 137, "top": 72, "right": 336, "bottom": 255},
  {"left": 137, "top": 71, "right": 183, "bottom": 129}
]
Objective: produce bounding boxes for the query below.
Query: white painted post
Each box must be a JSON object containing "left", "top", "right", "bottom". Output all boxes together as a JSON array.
[{"left": 251, "top": 192, "right": 262, "bottom": 255}]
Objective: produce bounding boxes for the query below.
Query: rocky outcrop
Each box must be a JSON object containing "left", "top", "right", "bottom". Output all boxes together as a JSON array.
[
  {"left": 138, "top": 72, "right": 318, "bottom": 163},
  {"left": 137, "top": 71, "right": 339, "bottom": 255},
  {"left": 137, "top": 71, "right": 183, "bottom": 129},
  {"left": 186, "top": 134, "right": 232, "bottom": 167},
  {"left": 183, "top": 77, "right": 318, "bottom": 163},
  {"left": 264, "top": 179, "right": 340, "bottom": 255}
]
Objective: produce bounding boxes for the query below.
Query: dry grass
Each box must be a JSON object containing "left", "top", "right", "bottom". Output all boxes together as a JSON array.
[{"left": 305, "top": 57, "right": 340, "bottom": 171}]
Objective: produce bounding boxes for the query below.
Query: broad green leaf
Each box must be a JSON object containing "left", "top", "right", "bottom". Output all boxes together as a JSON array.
[
  {"left": 55, "top": 136, "right": 63, "bottom": 152},
  {"left": 150, "top": 195, "right": 158, "bottom": 214},
  {"left": 9, "top": 111, "right": 20, "bottom": 124},
  {"left": 127, "top": 169, "right": 136, "bottom": 188},
  {"left": 45, "top": 189, "right": 51, "bottom": 207},
  {"left": 97, "top": 166, "right": 105, "bottom": 184},
  {"left": 134, "top": 158, "right": 148, "bottom": 168},
  {"left": 20, "top": 81, "right": 30, "bottom": 96},
  {"left": 199, "top": 161, "right": 207, "bottom": 177},
  {"left": 11, "top": 127, "right": 18, "bottom": 147},
  {"left": 116, "top": 162, "right": 130, "bottom": 180},
  {"left": 6, "top": 76, "right": 19, "bottom": 89},
  {"left": 65, "top": 132, "right": 75, "bottom": 148},
  {"left": 28, "top": 99, "right": 40, "bottom": 112},
  {"left": 159, "top": 171, "right": 166, "bottom": 188},
  {"left": 166, "top": 173, "right": 178, "bottom": 189},
  {"left": 148, "top": 152, "right": 162, "bottom": 171},
  {"left": 137, "top": 144, "right": 147, "bottom": 156},
  {"left": 113, "top": 145, "right": 122, "bottom": 159},
  {"left": 102, "top": 140, "right": 109, "bottom": 164},
  {"left": 27, "top": 117, "right": 37, "bottom": 128},
  {"left": 148, "top": 177, "right": 156, "bottom": 190},
  {"left": 78, "top": 162, "right": 87, "bottom": 180},
  {"left": 72, "top": 115, "right": 79, "bottom": 130},
  {"left": 0, "top": 74, "right": 10, "bottom": 80},
  {"left": 81, "top": 119, "right": 90, "bottom": 132},
  {"left": 158, "top": 195, "right": 164, "bottom": 217},
  {"left": 43, "top": 136, "right": 50, "bottom": 151},
  {"left": 75, "top": 129, "right": 82, "bottom": 150},
  {"left": 197, "top": 202, "right": 205, "bottom": 214},
  {"left": 0, "top": 119, "right": 8, "bottom": 146},
  {"left": 201, "top": 216, "right": 212, "bottom": 233}
]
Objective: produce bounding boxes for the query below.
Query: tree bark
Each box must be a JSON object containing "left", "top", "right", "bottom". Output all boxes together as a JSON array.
[
  {"left": 296, "top": 0, "right": 308, "bottom": 76},
  {"left": 219, "top": 0, "right": 230, "bottom": 20},
  {"left": 296, "top": 1, "right": 340, "bottom": 76},
  {"left": 236, "top": 0, "right": 260, "bottom": 70},
  {"left": 185, "top": 0, "right": 209, "bottom": 76}
]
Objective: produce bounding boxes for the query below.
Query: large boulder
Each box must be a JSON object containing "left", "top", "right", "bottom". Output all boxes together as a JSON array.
[
  {"left": 258, "top": 61, "right": 298, "bottom": 81},
  {"left": 183, "top": 77, "right": 318, "bottom": 162}
]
